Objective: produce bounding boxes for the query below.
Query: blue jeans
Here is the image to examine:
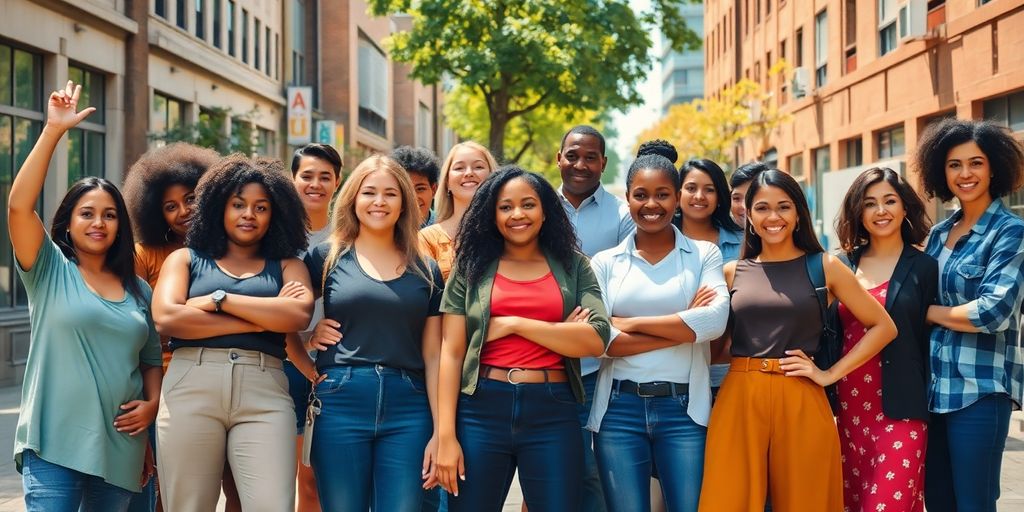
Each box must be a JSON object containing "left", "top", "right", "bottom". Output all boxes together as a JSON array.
[
  {"left": 310, "top": 365, "right": 432, "bottom": 511},
  {"left": 284, "top": 359, "right": 311, "bottom": 434},
  {"left": 593, "top": 384, "right": 706, "bottom": 512},
  {"left": 21, "top": 450, "right": 135, "bottom": 512},
  {"left": 925, "top": 393, "right": 1012, "bottom": 512},
  {"left": 422, "top": 486, "right": 448, "bottom": 512},
  {"left": 125, "top": 424, "right": 157, "bottom": 512},
  {"left": 448, "top": 377, "right": 583, "bottom": 512},
  {"left": 578, "top": 372, "right": 608, "bottom": 512}
]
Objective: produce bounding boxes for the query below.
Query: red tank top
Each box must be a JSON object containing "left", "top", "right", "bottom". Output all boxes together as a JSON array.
[{"left": 480, "top": 272, "right": 565, "bottom": 369}]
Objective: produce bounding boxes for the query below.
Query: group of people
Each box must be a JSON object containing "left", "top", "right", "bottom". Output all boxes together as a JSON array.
[{"left": 8, "top": 80, "right": 1024, "bottom": 512}]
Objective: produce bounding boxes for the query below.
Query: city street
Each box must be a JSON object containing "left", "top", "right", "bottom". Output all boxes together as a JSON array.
[{"left": 0, "top": 384, "right": 1017, "bottom": 510}]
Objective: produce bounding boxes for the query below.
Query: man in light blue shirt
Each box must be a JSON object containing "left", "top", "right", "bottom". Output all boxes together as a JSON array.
[{"left": 555, "top": 125, "right": 634, "bottom": 512}]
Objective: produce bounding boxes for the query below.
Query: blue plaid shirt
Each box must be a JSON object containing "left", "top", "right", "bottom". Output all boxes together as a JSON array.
[{"left": 925, "top": 199, "right": 1024, "bottom": 413}]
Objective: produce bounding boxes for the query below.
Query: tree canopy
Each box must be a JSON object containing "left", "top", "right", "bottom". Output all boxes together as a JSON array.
[{"left": 369, "top": 0, "right": 700, "bottom": 161}]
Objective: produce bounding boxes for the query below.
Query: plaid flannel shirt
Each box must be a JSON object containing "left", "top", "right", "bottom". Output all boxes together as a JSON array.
[{"left": 925, "top": 199, "right": 1024, "bottom": 413}]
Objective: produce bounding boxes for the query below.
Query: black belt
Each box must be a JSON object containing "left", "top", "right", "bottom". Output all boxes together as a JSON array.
[{"left": 614, "top": 380, "right": 689, "bottom": 397}]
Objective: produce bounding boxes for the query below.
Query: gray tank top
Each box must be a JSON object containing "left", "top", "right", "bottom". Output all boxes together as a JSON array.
[
  {"left": 169, "top": 249, "right": 287, "bottom": 359},
  {"left": 729, "top": 254, "right": 823, "bottom": 358}
]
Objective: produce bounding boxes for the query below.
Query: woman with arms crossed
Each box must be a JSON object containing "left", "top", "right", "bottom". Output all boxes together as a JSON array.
[
  {"left": 587, "top": 155, "right": 729, "bottom": 512},
  {"left": 435, "top": 167, "right": 610, "bottom": 511},
  {"left": 152, "top": 155, "right": 313, "bottom": 511}
]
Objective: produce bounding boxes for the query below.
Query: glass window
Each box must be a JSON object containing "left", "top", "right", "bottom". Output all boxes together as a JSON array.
[
  {"left": 196, "top": 0, "right": 205, "bottom": 39},
  {"left": 358, "top": 38, "right": 388, "bottom": 137},
  {"left": 417, "top": 102, "right": 431, "bottom": 148},
  {"left": 877, "top": 125, "right": 906, "bottom": 158},
  {"left": 156, "top": 0, "right": 167, "bottom": 17},
  {"left": 258, "top": 127, "right": 275, "bottom": 156},
  {"left": 845, "top": 137, "right": 863, "bottom": 168},
  {"left": 815, "top": 10, "right": 828, "bottom": 87},
  {"left": 254, "top": 19, "right": 261, "bottom": 71},
  {"left": 213, "top": 0, "right": 222, "bottom": 48},
  {"left": 292, "top": 0, "right": 305, "bottom": 85},
  {"left": 265, "top": 27, "right": 272, "bottom": 76},
  {"left": 228, "top": 0, "right": 236, "bottom": 57},
  {"left": 983, "top": 90, "right": 1024, "bottom": 133},
  {"left": 242, "top": 9, "right": 249, "bottom": 64},
  {"left": 67, "top": 65, "right": 106, "bottom": 183},
  {"left": 795, "top": 28, "right": 804, "bottom": 67},
  {"left": 151, "top": 92, "right": 186, "bottom": 137},
  {"left": 0, "top": 42, "right": 45, "bottom": 307},
  {"left": 176, "top": 0, "right": 187, "bottom": 29},
  {"left": 879, "top": 0, "right": 898, "bottom": 56}
]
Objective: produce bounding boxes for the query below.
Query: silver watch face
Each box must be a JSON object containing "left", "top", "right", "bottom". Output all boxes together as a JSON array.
[{"left": 212, "top": 290, "right": 226, "bottom": 302}]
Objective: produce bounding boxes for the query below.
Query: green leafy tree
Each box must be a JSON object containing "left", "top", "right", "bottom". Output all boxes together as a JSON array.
[
  {"left": 369, "top": 0, "right": 700, "bottom": 161},
  {"left": 444, "top": 85, "right": 606, "bottom": 184}
]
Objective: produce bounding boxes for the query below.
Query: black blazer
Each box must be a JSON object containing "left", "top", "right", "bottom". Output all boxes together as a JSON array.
[{"left": 838, "top": 244, "right": 937, "bottom": 421}]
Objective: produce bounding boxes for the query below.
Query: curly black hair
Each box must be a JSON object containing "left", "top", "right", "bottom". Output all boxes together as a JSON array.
[
  {"left": 915, "top": 118, "right": 1024, "bottom": 202},
  {"left": 627, "top": 154, "right": 680, "bottom": 190},
  {"left": 391, "top": 145, "right": 440, "bottom": 185},
  {"left": 636, "top": 139, "right": 679, "bottom": 164},
  {"left": 454, "top": 166, "right": 580, "bottom": 285},
  {"left": 122, "top": 143, "right": 220, "bottom": 246},
  {"left": 186, "top": 154, "right": 309, "bottom": 259},
  {"left": 51, "top": 177, "right": 145, "bottom": 301}
]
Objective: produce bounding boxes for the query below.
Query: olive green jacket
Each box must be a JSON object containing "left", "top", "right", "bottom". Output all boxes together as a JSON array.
[{"left": 441, "top": 251, "right": 611, "bottom": 403}]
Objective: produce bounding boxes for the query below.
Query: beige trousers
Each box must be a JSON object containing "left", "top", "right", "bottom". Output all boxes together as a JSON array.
[{"left": 156, "top": 347, "right": 296, "bottom": 512}]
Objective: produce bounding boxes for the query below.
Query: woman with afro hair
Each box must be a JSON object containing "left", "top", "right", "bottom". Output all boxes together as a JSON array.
[
  {"left": 151, "top": 155, "right": 314, "bottom": 511},
  {"left": 121, "top": 142, "right": 218, "bottom": 512}
]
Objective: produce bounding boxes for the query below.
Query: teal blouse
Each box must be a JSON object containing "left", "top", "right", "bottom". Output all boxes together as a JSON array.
[{"left": 14, "top": 238, "right": 162, "bottom": 491}]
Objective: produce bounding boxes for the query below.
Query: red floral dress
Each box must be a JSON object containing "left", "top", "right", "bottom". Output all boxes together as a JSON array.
[{"left": 837, "top": 282, "right": 928, "bottom": 512}]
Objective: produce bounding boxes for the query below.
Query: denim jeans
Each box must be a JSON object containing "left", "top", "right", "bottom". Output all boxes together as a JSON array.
[
  {"left": 422, "top": 486, "right": 448, "bottom": 512},
  {"left": 925, "top": 393, "right": 1012, "bottom": 512},
  {"left": 284, "top": 359, "right": 311, "bottom": 435},
  {"left": 578, "top": 372, "right": 608, "bottom": 512},
  {"left": 593, "top": 384, "right": 706, "bottom": 512},
  {"left": 22, "top": 450, "right": 135, "bottom": 512},
  {"left": 448, "top": 377, "right": 584, "bottom": 512},
  {"left": 310, "top": 365, "right": 432, "bottom": 511},
  {"left": 125, "top": 424, "right": 156, "bottom": 512}
]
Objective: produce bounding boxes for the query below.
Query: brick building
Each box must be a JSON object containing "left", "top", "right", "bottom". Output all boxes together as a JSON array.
[{"left": 704, "top": 0, "right": 1024, "bottom": 246}]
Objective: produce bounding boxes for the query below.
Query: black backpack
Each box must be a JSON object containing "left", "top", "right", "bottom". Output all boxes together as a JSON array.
[{"left": 804, "top": 252, "right": 843, "bottom": 415}]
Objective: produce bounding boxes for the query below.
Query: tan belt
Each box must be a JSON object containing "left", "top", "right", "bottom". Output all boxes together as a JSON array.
[
  {"left": 479, "top": 365, "right": 568, "bottom": 384},
  {"left": 730, "top": 356, "right": 786, "bottom": 374}
]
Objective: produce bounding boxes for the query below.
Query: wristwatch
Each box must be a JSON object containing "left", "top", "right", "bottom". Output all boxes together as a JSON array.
[{"left": 211, "top": 289, "right": 227, "bottom": 313}]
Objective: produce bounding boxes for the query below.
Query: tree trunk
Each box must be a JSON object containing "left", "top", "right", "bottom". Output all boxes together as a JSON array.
[{"left": 488, "top": 110, "right": 509, "bottom": 163}]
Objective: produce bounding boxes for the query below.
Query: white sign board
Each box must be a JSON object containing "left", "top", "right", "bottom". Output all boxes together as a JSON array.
[{"left": 287, "top": 87, "right": 313, "bottom": 145}]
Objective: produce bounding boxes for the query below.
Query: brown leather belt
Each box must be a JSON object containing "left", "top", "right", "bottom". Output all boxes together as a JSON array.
[
  {"left": 480, "top": 365, "right": 568, "bottom": 384},
  {"left": 730, "top": 356, "right": 786, "bottom": 374}
]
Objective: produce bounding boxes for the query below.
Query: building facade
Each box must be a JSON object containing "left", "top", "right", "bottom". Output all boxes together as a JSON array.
[
  {"left": 0, "top": 0, "right": 451, "bottom": 386},
  {"left": 661, "top": 2, "right": 707, "bottom": 114},
  {"left": 704, "top": 0, "right": 1024, "bottom": 245}
]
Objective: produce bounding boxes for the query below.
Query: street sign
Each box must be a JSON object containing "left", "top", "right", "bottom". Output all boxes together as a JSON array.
[
  {"left": 316, "top": 121, "right": 336, "bottom": 146},
  {"left": 287, "top": 87, "right": 313, "bottom": 145}
]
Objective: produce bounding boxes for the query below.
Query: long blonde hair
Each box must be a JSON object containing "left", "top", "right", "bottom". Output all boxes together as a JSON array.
[
  {"left": 434, "top": 141, "right": 499, "bottom": 222},
  {"left": 322, "top": 155, "right": 433, "bottom": 289}
]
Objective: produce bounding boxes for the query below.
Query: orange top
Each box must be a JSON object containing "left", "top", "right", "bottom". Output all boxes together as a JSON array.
[
  {"left": 134, "top": 242, "right": 183, "bottom": 370},
  {"left": 418, "top": 224, "right": 455, "bottom": 281}
]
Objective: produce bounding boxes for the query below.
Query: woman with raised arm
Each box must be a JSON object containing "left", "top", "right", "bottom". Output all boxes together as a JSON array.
[
  {"left": 698, "top": 170, "right": 896, "bottom": 512},
  {"left": 418, "top": 141, "right": 498, "bottom": 279},
  {"left": 9, "top": 81, "right": 163, "bottom": 511},
  {"left": 587, "top": 155, "right": 730, "bottom": 512},
  {"left": 151, "top": 155, "right": 313, "bottom": 511},
  {"left": 916, "top": 119, "right": 1024, "bottom": 512},
  {"left": 435, "top": 166, "right": 610, "bottom": 512}
]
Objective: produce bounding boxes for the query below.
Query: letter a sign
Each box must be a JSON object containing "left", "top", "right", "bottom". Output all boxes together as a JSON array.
[{"left": 287, "top": 87, "right": 313, "bottom": 145}]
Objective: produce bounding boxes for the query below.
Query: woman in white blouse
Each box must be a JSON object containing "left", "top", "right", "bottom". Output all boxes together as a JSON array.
[{"left": 586, "top": 154, "right": 730, "bottom": 512}]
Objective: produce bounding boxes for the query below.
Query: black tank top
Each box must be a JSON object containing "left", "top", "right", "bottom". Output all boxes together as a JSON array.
[
  {"left": 729, "top": 254, "right": 824, "bottom": 358},
  {"left": 169, "top": 249, "right": 287, "bottom": 359}
]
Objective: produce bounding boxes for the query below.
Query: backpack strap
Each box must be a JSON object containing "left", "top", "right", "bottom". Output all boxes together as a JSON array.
[{"left": 805, "top": 252, "right": 828, "bottom": 317}]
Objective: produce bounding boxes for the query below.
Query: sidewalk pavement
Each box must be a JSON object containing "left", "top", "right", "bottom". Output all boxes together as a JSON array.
[{"left": 0, "top": 384, "right": 1018, "bottom": 511}]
